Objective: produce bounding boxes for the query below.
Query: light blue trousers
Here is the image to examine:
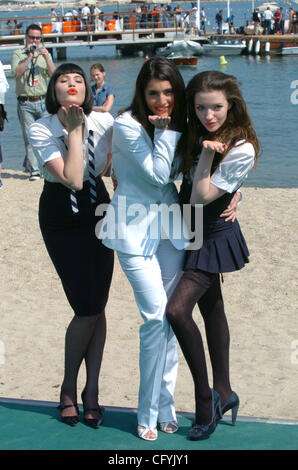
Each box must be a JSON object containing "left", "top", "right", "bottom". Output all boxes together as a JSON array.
[
  {"left": 17, "top": 99, "right": 48, "bottom": 172},
  {"left": 118, "top": 239, "right": 185, "bottom": 428}
]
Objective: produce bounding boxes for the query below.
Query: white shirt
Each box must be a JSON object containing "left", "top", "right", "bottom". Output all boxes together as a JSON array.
[
  {"left": 211, "top": 141, "right": 255, "bottom": 192},
  {"left": 81, "top": 6, "right": 90, "bottom": 19},
  {"left": 264, "top": 9, "right": 274, "bottom": 20},
  {"left": 28, "top": 111, "right": 113, "bottom": 183},
  {"left": 0, "top": 60, "right": 9, "bottom": 104}
]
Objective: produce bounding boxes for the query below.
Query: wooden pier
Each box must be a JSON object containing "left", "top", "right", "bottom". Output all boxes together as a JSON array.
[{"left": 0, "top": 12, "right": 297, "bottom": 59}]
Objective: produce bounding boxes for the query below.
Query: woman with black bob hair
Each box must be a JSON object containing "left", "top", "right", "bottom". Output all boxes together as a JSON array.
[
  {"left": 46, "top": 62, "right": 94, "bottom": 115},
  {"left": 29, "top": 63, "right": 114, "bottom": 429}
]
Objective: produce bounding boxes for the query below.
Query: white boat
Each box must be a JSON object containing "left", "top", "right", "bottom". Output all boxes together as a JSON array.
[
  {"left": 202, "top": 39, "right": 246, "bottom": 56},
  {"left": 281, "top": 46, "right": 298, "bottom": 56},
  {"left": 3, "top": 64, "right": 12, "bottom": 77},
  {"left": 156, "top": 40, "right": 203, "bottom": 58}
]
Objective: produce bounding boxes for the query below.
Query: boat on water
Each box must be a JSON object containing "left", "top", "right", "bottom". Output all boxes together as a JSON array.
[
  {"left": 156, "top": 40, "right": 203, "bottom": 58},
  {"left": 168, "top": 56, "right": 198, "bottom": 67},
  {"left": 3, "top": 64, "right": 12, "bottom": 77},
  {"left": 202, "top": 38, "right": 246, "bottom": 56},
  {"left": 281, "top": 46, "right": 298, "bottom": 56}
]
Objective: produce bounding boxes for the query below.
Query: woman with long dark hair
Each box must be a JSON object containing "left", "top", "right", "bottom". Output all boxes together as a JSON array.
[
  {"left": 99, "top": 58, "right": 188, "bottom": 441},
  {"left": 166, "top": 71, "right": 259, "bottom": 441},
  {"left": 29, "top": 63, "right": 114, "bottom": 429}
]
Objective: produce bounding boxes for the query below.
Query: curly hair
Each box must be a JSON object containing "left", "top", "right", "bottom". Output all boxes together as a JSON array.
[{"left": 180, "top": 70, "right": 260, "bottom": 176}]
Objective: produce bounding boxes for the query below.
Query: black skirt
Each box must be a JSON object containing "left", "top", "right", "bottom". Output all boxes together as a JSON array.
[
  {"left": 39, "top": 177, "right": 114, "bottom": 317},
  {"left": 180, "top": 180, "right": 249, "bottom": 274}
]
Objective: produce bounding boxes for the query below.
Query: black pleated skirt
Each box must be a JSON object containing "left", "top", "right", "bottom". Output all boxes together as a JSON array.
[
  {"left": 180, "top": 181, "right": 249, "bottom": 274},
  {"left": 39, "top": 177, "right": 114, "bottom": 317}
]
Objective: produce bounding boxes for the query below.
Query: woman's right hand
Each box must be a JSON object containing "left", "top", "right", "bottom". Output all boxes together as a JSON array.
[
  {"left": 202, "top": 140, "right": 226, "bottom": 154},
  {"left": 148, "top": 115, "right": 171, "bottom": 129},
  {"left": 61, "top": 104, "right": 84, "bottom": 132}
]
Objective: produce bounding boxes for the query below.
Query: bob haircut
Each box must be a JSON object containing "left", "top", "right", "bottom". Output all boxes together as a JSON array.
[
  {"left": 123, "top": 57, "right": 187, "bottom": 139},
  {"left": 45, "top": 63, "right": 94, "bottom": 115}
]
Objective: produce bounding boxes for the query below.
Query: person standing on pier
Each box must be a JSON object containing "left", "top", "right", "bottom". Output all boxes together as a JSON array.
[
  {"left": 11, "top": 24, "right": 56, "bottom": 181},
  {"left": 263, "top": 7, "right": 273, "bottom": 35},
  {"left": 81, "top": 3, "right": 91, "bottom": 31},
  {"left": 215, "top": 10, "right": 223, "bottom": 34}
]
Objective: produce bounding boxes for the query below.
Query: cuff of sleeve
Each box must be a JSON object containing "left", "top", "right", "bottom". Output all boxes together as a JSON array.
[{"left": 237, "top": 189, "right": 242, "bottom": 205}]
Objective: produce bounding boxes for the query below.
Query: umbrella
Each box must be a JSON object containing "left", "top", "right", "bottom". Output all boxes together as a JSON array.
[{"left": 257, "top": 3, "right": 279, "bottom": 12}]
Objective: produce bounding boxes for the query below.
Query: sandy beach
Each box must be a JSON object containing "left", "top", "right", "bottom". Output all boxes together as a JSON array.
[{"left": 0, "top": 169, "right": 297, "bottom": 422}]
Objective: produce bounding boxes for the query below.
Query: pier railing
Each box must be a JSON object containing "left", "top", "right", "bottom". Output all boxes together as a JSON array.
[{"left": 0, "top": 9, "right": 200, "bottom": 40}]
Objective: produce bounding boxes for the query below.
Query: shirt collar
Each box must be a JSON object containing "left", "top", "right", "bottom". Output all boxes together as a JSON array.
[{"left": 51, "top": 112, "right": 96, "bottom": 139}]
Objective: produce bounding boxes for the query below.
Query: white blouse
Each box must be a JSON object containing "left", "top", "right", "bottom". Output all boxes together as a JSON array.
[
  {"left": 28, "top": 111, "right": 114, "bottom": 183},
  {"left": 211, "top": 141, "right": 255, "bottom": 193}
]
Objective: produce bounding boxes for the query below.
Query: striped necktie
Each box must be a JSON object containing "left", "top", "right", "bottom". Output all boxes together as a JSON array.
[
  {"left": 88, "top": 130, "right": 97, "bottom": 204},
  {"left": 63, "top": 130, "right": 97, "bottom": 214},
  {"left": 61, "top": 138, "right": 79, "bottom": 214},
  {"left": 70, "top": 188, "right": 79, "bottom": 214}
]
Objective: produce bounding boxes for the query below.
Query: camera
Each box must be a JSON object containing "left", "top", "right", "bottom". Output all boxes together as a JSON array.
[{"left": 29, "top": 42, "right": 37, "bottom": 53}]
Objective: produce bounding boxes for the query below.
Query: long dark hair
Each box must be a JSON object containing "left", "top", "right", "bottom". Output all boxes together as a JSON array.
[
  {"left": 121, "top": 57, "right": 187, "bottom": 140},
  {"left": 180, "top": 70, "right": 260, "bottom": 175},
  {"left": 45, "top": 63, "right": 94, "bottom": 115}
]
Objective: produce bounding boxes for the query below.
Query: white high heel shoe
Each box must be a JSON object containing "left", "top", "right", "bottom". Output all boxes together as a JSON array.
[
  {"left": 158, "top": 421, "right": 179, "bottom": 433},
  {"left": 137, "top": 425, "right": 158, "bottom": 441}
]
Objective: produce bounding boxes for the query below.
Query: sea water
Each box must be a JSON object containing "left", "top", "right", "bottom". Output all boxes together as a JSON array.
[{"left": 0, "top": 2, "right": 297, "bottom": 188}]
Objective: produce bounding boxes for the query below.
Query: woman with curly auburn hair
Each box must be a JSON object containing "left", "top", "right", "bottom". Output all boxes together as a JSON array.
[{"left": 166, "top": 70, "right": 260, "bottom": 441}]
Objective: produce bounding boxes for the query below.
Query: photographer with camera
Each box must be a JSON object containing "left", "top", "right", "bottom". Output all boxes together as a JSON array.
[{"left": 11, "top": 24, "right": 56, "bottom": 180}]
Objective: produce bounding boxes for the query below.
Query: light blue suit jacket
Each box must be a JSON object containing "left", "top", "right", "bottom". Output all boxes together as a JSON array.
[{"left": 99, "top": 111, "right": 189, "bottom": 256}]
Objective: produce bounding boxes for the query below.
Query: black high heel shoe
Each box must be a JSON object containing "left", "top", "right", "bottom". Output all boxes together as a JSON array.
[
  {"left": 189, "top": 389, "right": 222, "bottom": 441},
  {"left": 81, "top": 392, "right": 104, "bottom": 429},
  {"left": 57, "top": 403, "right": 80, "bottom": 427},
  {"left": 221, "top": 392, "right": 240, "bottom": 426}
]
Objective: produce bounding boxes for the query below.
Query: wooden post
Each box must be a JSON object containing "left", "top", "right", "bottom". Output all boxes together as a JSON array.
[{"left": 57, "top": 47, "right": 67, "bottom": 60}]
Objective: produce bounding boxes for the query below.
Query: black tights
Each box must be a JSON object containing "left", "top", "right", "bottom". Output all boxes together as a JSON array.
[
  {"left": 166, "top": 270, "right": 232, "bottom": 425},
  {"left": 60, "top": 312, "right": 106, "bottom": 418}
]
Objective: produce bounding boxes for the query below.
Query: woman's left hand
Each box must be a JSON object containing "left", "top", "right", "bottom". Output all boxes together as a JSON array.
[{"left": 220, "top": 191, "right": 240, "bottom": 222}]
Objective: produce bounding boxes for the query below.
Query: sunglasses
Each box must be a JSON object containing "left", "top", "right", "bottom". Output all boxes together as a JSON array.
[{"left": 27, "top": 35, "right": 41, "bottom": 40}]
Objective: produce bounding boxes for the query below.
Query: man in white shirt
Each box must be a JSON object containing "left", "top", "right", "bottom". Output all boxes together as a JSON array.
[
  {"left": 81, "top": 3, "right": 91, "bottom": 30},
  {"left": 263, "top": 7, "right": 273, "bottom": 34}
]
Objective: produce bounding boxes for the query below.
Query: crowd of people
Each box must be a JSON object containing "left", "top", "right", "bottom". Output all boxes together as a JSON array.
[
  {"left": 3, "top": 3, "right": 297, "bottom": 37},
  {"left": 1, "top": 20, "right": 261, "bottom": 443},
  {"left": 252, "top": 6, "right": 298, "bottom": 35}
]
